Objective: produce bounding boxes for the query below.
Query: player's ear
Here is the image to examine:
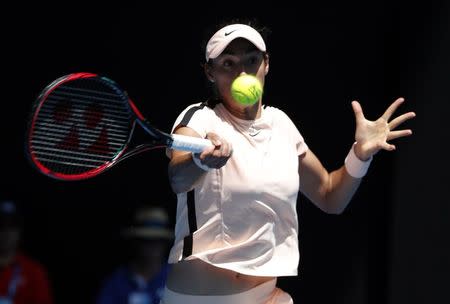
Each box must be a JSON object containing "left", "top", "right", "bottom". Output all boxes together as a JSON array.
[
  {"left": 204, "top": 62, "right": 215, "bottom": 83},
  {"left": 264, "top": 53, "right": 270, "bottom": 75}
]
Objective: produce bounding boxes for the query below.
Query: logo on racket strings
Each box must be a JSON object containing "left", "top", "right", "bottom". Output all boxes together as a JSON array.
[{"left": 51, "top": 99, "right": 112, "bottom": 154}]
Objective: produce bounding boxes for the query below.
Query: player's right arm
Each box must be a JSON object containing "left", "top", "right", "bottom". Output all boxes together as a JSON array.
[{"left": 168, "top": 126, "right": 232, "bottom": 193}]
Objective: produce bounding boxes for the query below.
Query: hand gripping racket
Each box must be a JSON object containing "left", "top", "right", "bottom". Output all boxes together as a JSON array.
[{"left": 26, "top": 72, "right": 213, "bottom": 180}]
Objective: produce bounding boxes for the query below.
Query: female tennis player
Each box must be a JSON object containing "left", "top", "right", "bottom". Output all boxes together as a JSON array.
[{"left": 162, "top": 20, "right": 415, "bottom": 304}]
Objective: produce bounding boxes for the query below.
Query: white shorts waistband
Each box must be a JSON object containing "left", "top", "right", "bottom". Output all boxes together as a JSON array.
[{"left": 160, "top": 279, "right": 293, "bottom": 304}]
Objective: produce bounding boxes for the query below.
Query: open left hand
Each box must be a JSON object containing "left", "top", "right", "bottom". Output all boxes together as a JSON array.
[{"left": 352, "top": 97, "right": 416, "bottom": 161}]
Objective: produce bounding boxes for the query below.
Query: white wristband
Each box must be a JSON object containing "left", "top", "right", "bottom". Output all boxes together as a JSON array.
[
  {"left": 344, "top": 143, "right": 372, "bottom": 178},
  {"left": 192, "top": 152, "right": 210, "bottom": 171}
]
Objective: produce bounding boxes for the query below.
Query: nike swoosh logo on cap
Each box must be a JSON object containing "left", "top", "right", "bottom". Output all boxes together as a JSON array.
[{"left": 224, "top": 30, "right": 237, "bottom": 36}]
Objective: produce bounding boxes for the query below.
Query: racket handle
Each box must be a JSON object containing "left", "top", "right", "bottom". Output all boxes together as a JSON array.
[{"left": 170, "top": 134, "right": 214, "bottom": 153}]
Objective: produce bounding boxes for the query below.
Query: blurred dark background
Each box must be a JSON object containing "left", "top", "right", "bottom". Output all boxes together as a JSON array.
[{"left": 2, "top": 1, "right": 449, "bottom": 303}]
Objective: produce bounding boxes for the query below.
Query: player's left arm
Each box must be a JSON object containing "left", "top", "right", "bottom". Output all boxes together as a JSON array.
[
  {"left": 298, "top": 97, "right": 415, "bottom": 214},
  {"left": 299, "top": 149, "right": 361, "bottom": 214}
]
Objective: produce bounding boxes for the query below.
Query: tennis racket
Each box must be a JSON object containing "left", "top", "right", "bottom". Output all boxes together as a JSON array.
[{"left": 26, "top": 72, "right": 213, "bottom": 181}]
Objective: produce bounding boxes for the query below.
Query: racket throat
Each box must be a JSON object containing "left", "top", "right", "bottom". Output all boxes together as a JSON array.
[{"left": 136, "top": 119, "right": 173, "bottom": 146}]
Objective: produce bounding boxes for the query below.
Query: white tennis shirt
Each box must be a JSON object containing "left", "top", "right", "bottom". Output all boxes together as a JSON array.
[{"left": 167, "top": 102, "right": 308, "bottom": 277}]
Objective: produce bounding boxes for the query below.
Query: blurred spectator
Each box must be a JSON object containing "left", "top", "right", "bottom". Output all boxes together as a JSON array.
[
  {"left": 96, "top": 206, "right": 173, "bottom": 304},
  {"left": 0, "top": 199, "right": 53, "bottom": 304}
]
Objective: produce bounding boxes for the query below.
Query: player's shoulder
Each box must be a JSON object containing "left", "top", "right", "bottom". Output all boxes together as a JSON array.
[
  {"left": 178, "top": 100, "right": 222, "bottom": 122},
  {"left": 180, "top": 100, "right": 216, "bottom": 115},
  {"left": 263, "top": 105, "right": 292, "bottom": 121}
]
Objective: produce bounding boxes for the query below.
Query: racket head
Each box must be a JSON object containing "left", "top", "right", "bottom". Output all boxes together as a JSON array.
[{"left": 26, "top": 72, "right": 138, "bottom": 180}]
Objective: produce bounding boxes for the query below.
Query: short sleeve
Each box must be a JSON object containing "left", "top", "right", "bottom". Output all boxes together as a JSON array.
[
  {"left": 276, "top": 108, "right": 308, "bottom": 156},
  {"left": 169, "top": 102, "right": 211, "bottom": 137},
  {"left": 293, "top": 122, "right": 308, "bottom": 156},
  {"left": 166, "top": 102, "right": 212, "bottom": 158}
]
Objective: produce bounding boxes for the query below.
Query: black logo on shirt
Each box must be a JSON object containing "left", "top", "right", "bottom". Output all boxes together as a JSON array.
[{"left": 248, "top": 127, "right": 261, "bottom": 137}]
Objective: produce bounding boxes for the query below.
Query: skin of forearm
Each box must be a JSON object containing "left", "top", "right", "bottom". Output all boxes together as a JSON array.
[
  {"left": 168, "top": 152, "right": 208, "bottom": 194},
  {"left": 322, "top": 166, "right": 362, "bottom": 214}
]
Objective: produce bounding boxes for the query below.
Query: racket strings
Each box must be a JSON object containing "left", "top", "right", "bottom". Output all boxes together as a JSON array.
[{"left": 30, "top": 78, "right": 132, "bottom": 176}]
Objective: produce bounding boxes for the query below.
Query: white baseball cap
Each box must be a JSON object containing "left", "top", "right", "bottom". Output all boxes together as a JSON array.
[{"left": 205, "top": 24, "right": 267, "bottom": 61}]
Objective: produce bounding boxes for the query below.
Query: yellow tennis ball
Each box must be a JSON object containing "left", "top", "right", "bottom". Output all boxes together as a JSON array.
[{"left": 231, "top": 75, "right": 263, "bottom": 106}]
